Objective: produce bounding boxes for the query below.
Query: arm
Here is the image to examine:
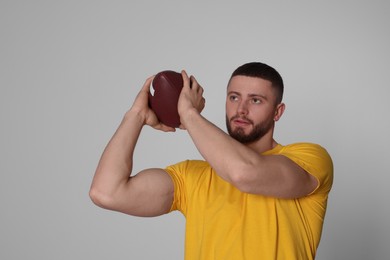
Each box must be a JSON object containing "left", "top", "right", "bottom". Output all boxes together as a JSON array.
[
  {"left": 178, "top": 72, "right": 317, "bottom": 199},
  {"left": 89, "top": 76, "right": 175, "bottom": 217}
]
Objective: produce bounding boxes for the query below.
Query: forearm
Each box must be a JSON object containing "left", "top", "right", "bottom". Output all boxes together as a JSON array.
[
  {"left": 183, "top": 109, "right": 261, "bottom": 185},
  {"left": 90, "top": 110, "right": 144, "bottom": 201}
]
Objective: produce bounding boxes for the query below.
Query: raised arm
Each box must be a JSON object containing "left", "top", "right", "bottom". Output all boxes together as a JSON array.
[
  {"left": 177, "top": 72, "right": 317, "bottom": 199},
  {"left": 89, "top": 76, "right": 175, "bottom": 217}
]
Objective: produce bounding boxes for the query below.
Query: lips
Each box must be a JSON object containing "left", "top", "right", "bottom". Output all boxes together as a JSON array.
[{"left": 232, "top": 117, "right": 252, "bottom": 127}]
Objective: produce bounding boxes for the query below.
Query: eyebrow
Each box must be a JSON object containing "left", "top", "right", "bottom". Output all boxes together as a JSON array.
[{"left": 227, "top": 91, "right": 268, "bottom": 101}]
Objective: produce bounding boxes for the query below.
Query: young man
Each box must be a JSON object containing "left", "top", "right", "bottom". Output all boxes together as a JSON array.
[{"left": 90, "top": 62, "right": 333, "bottom": 259}]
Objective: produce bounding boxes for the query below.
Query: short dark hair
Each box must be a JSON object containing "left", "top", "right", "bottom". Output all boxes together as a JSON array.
[{"left": 231, "top": 62, "right": 284, "bottom": 104}]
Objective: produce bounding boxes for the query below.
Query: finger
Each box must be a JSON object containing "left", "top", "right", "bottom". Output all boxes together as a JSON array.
[
  {"left": 190, "top": 76, "right": 204, "bottom": 94},
  {"left": 190, "top": 75, "right": 198, "bottom": 90},
  {"left": 198, "top": 85, "right": 204, "bottom": 95},
  {"left": 181, "top": 70, "right": 190, "bottom": 88},
  {"left": 154, "top": 123, "right": 176, "bottom": 132},
  {"left": 201, "top": 97, "right": 206, "bottom": 110}
]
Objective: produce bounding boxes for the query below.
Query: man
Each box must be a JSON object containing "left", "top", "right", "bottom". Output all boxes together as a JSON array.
[{"left": 90, "top": 62, "right": 333, "bottom": 259}]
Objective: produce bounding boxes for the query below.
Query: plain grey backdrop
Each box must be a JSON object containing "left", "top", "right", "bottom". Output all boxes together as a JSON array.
[{"left": 1, "top": 1, "right": 389, "bottom": 259}]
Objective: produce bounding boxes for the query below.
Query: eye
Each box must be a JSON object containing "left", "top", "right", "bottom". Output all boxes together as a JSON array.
[
  {"left": 229, "top": 95, "right": 239, "bottom": 102},
  {"left": 251, "top": 98, "right": 261, "bottom": 104}
]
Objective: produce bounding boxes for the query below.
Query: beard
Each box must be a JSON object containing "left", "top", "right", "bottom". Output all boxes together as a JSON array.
[{"left": 226, "top": 115, "right": 274, "bottom": 144}]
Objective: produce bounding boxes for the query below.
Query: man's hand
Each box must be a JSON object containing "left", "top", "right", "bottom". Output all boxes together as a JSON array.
[
  {"left": 129, "top": 76, "right": 176, "bottom": 132},
  {"left": 178, "top": 70, "right": 206, "bottom": 129}
]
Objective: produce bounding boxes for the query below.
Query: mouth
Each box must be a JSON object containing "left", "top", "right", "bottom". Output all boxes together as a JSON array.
[{"left": 231, "top": 117, "right": 252, "bottom": 127}]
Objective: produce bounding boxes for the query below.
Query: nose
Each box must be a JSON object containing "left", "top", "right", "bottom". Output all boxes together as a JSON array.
[{"left": 237, "top": 100, "right": 248, "bottom": 116}]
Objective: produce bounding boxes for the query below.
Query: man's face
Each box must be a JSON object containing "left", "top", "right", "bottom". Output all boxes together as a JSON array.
[{"left": 225, "top": 76, "right": 281, "bottom": 144}]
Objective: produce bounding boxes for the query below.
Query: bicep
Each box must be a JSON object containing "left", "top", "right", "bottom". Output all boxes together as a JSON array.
[{"left": 114, "top": 168, "right": 174, "bottom": 217}]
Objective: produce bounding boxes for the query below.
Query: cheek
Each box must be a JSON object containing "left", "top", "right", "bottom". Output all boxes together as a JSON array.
[
  {"left": 252, "top": 107, "right": 274, "bottom": 122},
  {"left": 225, "top": 102, "right": 235, "bottom": 117}
]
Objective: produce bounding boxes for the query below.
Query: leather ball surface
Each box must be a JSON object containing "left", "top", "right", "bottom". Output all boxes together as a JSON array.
[{"left": 149, "top": 70, "right": 183, "bottom": 128}]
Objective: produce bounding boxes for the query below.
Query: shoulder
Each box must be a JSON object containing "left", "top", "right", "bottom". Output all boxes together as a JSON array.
[
  {"left": 266, "top": 142, "right": 332, "bottom": 166},
  {"left": 277, "top": 142, "right": 334, "bottom": 194},
  {"left": 278, "top": 142, "right": 332, "bottom": 164}
]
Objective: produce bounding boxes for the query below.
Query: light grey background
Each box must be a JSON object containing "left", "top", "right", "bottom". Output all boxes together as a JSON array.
[{"left": 1, "top": 1, "right": 389, "bottom": 259}]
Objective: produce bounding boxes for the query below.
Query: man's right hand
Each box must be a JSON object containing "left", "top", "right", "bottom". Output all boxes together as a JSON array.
[{"left": 129, "top": 75, "right": 176, "bottom": 132}]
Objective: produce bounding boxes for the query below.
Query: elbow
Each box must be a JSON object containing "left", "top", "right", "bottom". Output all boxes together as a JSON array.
[
  {"left": 89, "top": 187, "right": 105, "bottom": 208},
  {"left": 228, "top": 160, "right": 269, "bottom": 194},
  {"left": 89, "top": 186, "right": 116, "bottom": 210},
  {"left": 89, "top": 187, "right": 101, "bottom": 206},
  {"left": 226, "top": 157, "right": 265, "bottom": 194},
  {"left": 229, "top": 169, "right": 256, "bottom": 194}
]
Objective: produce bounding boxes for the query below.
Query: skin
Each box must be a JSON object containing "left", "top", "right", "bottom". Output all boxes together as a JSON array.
[{"left": 89, "top": 71, "right": 318, "bottom": 217}]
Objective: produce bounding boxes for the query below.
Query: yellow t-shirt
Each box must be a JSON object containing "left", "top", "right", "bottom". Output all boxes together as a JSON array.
[{"left": 165, "top": 143, "right": 333, "bottom": 260}]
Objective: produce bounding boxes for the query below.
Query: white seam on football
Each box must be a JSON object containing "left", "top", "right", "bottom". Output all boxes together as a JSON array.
[{"left": 150, "top": 82, "right": 155, "bottom": 96}]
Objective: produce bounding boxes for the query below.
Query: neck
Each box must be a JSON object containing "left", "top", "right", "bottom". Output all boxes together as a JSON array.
[{"left": 246, "top": 130, "right": 278, "bottom": 154}]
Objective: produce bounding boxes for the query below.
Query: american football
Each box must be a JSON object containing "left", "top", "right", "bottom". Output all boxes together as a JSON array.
[{"left": 149, "top": 70, "right": 183, "bottom": 128}]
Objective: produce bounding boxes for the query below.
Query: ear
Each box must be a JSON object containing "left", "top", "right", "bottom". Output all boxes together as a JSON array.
[{"left": 274, "top": 103, "right": 285, "bottom": 121}]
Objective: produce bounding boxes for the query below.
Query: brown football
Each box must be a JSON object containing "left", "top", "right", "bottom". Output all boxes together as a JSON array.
[{"left": 149, "top": 70, "right": 183, "bottom": 128}]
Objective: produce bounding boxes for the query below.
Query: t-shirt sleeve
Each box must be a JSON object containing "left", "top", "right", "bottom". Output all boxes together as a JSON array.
[
  {"left": 280, "top": 143, "right": 334, "bottom": 195},
  {"left": 164, "top": 160, "right": 189, "bottom": 215}
]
